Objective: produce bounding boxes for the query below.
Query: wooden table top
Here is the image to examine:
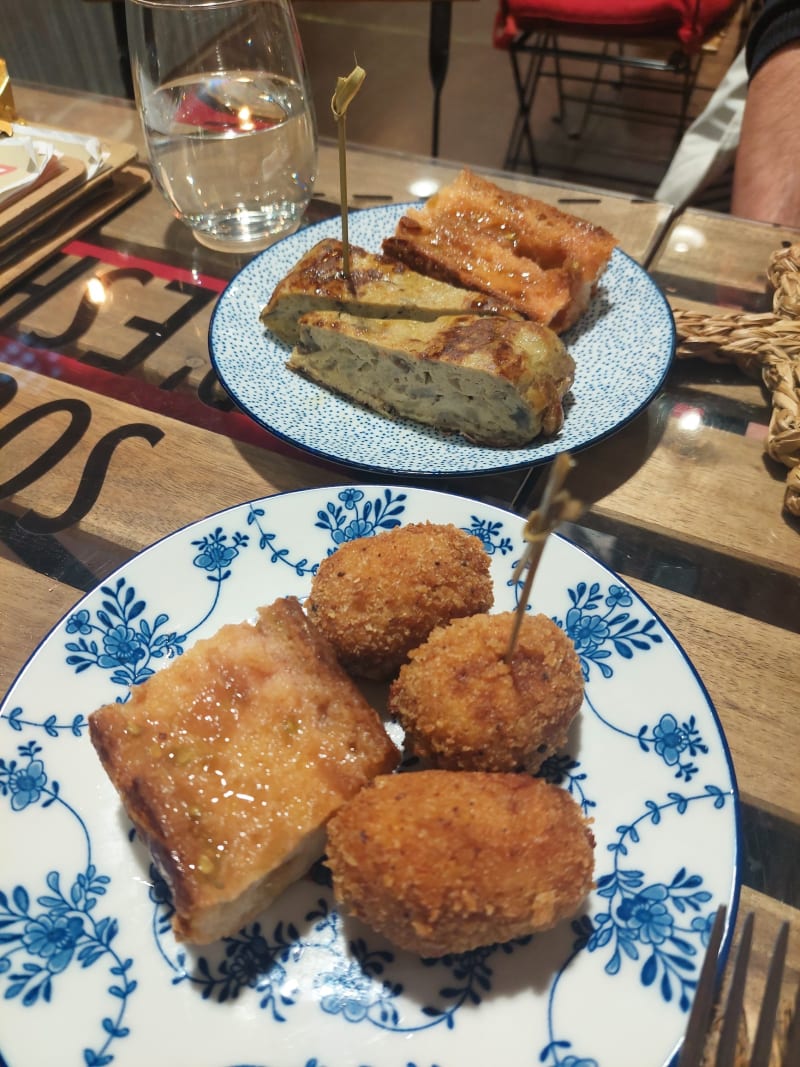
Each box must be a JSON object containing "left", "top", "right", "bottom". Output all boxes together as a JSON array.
[{"left": 1, "top": 84, "right": 797, "bottom": 1066}]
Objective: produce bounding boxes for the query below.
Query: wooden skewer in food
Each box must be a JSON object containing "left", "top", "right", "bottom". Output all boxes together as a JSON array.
[
  {"left": 388, "top": 455, "right": 586, "bottom": 775},
  {"left": 330, "top": 64, "right": 365, "bottom": 280},
  {"left": 324, "top": 457, "right": 594, "bottom": 958},
  {"left": 507, "top": 451, "right": 584, "bottom": 660}
]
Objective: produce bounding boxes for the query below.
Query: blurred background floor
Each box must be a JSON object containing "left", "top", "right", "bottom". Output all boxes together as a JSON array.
[
  {"left": 295, "top": 0, "right": 749, "bottom": 204},
  {"left": 3, "top": 0, "right": 750, "bottom": 205}
]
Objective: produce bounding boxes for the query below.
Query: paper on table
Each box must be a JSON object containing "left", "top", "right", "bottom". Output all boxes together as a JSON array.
[
  {"left": 0, "top": 135, "right": 59, "bottom": 207},
  {"left": 12, "top": 122, "right": 109, "bottom": 177}
]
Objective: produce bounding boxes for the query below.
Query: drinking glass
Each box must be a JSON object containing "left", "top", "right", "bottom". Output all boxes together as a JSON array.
[{"left": 125, "top": 0, "right": 317, "bottom": 251}]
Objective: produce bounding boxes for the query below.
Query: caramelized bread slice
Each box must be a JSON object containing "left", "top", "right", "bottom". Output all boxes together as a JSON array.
[
  {"left": 289, "top": 311, "right": 575, "bottom": 447},
  {"left": 382, "top": 169, "right": 617, "bottom": 333},
  {"left": 88, "top": 596, "right": 399, "bottom": 944},
  {"left": 261, "top": 237, "right": 518, "bottom": 345}
]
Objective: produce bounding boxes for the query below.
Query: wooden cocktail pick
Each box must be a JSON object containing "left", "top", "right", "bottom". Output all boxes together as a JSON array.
[
  {"left": 331, "top": 64, "right": 366, "bottom": 280},
  {"left": 506, "top": 452, "right": 584, "bottom": 662}
]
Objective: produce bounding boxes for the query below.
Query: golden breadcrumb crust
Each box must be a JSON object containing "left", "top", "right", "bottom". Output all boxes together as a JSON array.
[
  {"left": 325, "top": 770, "right": 595, "bottom": 957},
  {"left": 306, "top": 522, "right": 493, "bottom": 680},
  {"left": 388, "top": 611, "right": 583, "bottom": 772}
]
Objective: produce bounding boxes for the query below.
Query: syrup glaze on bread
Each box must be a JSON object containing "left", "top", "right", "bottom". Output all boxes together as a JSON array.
[
  {"left": 88, "top": 596, "right": 399, "bottom": 944},
  {"left": 382, "top": 169, "right": 617, "bottom": 333}
]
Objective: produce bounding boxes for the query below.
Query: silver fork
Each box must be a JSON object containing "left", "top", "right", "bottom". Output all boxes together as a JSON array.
[{"left": 677, "top": 904, "right": 799, "bottom": 1067}]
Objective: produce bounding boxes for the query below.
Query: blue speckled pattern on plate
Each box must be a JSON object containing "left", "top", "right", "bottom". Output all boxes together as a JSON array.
[
  {"left": 209, "top": 204, "right": 676, "bottom": 476},
  {"left": 0, "top": 486, "right": 739, "bottom": 1067}
]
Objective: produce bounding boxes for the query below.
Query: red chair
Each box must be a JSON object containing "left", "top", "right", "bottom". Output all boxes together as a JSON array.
[{"left": 494, "top": 0, "right": 748, "bottom": 173}]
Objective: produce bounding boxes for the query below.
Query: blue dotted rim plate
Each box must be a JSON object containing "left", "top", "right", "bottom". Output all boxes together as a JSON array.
[
  {"left": 0, "top": 485, "right": 739, "bottom": 1067},
  {"left": 208, "top": 204, "right": 677, "bottom": 477}
]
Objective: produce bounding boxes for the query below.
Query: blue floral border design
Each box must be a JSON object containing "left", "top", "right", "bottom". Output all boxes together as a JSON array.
[
  {"left": 145, "top": 857, "right": 530, "bottom": 1037},
  {"left": 63, "top": 527, "right": 249, "bottom": 690},
  {"left": 0, "top": 740, "right": 136, "bottom": 1066},
  {"left": 541, "top": 783, "right": 733, "bottom": 1066},
  {"left": 0, "top": 488, "right": 737, "bottom": 1067},
  {"left": 552, "top": 582, "right": 712, "bottom": 782},
  {"left": 555, "top": 581, "right": 663, "bottom": 681},
  {"left": 537, "top": 754, "right": 596, "bottom": 816}
]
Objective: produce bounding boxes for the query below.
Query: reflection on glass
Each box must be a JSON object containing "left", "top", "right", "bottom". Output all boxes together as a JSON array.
[
  {"left": 670, "top": 224, "right": 707, "bottom": 256},
  {"left": 408, "top": 178, "right": 440, "bottom": 200},
  {"left": 677, "top": 408, "right": 703, "bottom": 432},
  {"left": 85, "top": 277, "right": 108, "bottom": 306}
]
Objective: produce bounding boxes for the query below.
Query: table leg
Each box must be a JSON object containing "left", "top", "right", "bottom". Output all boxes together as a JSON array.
[{"left": 428, "top": 0, "right": 452, "bottom": 157}]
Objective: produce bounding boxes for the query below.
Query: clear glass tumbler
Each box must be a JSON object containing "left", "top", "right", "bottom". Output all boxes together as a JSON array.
[{"left": 125, "top": 0, "right": 317, "bottom": 251}]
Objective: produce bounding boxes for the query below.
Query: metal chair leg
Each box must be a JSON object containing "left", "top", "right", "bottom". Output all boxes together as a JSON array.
[
  {"left": 505, "top": 37, "right": 543, "bottom": 172},
  {"left": 428, "top": 0, "right": 452, "bottom": 157}
]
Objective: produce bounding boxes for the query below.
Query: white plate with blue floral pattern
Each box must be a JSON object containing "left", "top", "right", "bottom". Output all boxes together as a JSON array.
[
  {"left": 0, "top": 486, "right": 739, "bottom": 1067},
  {"left": 209, "top": 204, "right": 675, "bottom": 476}
]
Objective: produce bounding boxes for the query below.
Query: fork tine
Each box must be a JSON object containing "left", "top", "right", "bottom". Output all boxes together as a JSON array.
[
  {"left": 749, "top": 920, "right": 789, "bottom": 1067},
  {"left": 715, "top": 911, "right": 755, "bottom": 1067},
  {"left": 677, "top": 903, "right": 728, "bottom": 1067}
]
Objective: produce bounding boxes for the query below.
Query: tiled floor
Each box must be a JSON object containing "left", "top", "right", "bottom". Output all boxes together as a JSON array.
[{"left": 295, "top": 0, "right": 748, "bottom": 203}]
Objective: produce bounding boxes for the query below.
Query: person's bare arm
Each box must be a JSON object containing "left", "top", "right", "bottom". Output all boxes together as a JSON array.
[{"left": 731, "top": 41, "right": 800, "bottom": 227}]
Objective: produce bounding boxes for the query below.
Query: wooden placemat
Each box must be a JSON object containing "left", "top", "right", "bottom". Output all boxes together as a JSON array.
[
  {"left": 0, "top": 162, "right": 152, "bottom": 295},
  {"left": 0, "top": 156, "right": 88, "bottom": 238},
  {"left": 0, "top": 138, "right": 137, "bottom": 255}
]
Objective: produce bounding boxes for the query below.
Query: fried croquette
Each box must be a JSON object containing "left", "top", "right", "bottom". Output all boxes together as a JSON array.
[
  {"left": 388, "top": 611, "right": 584, "bottom": 773},
  {"left": 306, "top": 522, "right": 493, "bottom": 680},
  {"left": 325, "top": 770, "right": 595, "bottom": 957}
]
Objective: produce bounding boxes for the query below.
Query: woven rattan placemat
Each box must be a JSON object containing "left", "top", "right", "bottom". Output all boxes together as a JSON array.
[{"left": 674, "top": 244, "right": 800, "bottom": 519}]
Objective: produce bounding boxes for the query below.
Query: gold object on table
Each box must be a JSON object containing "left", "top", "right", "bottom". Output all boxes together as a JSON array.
[
  {"left": 674, "top": 244, "right": 800, "bottom": 519},
  {"left": 0, "top": 60, "right": 16, "bottom": 123}
]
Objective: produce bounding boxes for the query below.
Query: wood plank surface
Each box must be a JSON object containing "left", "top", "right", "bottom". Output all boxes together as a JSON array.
[
  {"left": 674, "top": 371, "right": 768, "bottom": 408},
  {"left": 1, "top": 361, "right": 348, "bottom": 556},
  {"left": 0, "top": 247, "right": 224, "bottom": 393},
  {"left": 653, "top": 208, "right": 800, "bottom": 312},
  {"left": 0, "top": 164, "right": 151, "bottom": 296},
  {"left": 626, "top": 576, "right": 800, "bottom": 825},
  {"left": 0, "top": 556, "right": 81, "bottom": 696},
  {"left": 652, "top": 205, "right": 800, "bottom": 317},
  {"left": 568, "top": 406, "right": 799, "bottom": 577}
]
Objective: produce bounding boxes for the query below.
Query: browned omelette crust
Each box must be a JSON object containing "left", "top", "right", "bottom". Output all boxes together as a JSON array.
[
  {"left": 382, "top": 169, "right": 617, "bottom": 333},
  {"left": 389, "top": 612, "right": 584, "bottom": 773},
  {"left": 291, "top": 312, "right": 575, "bottom": 444},
  {"left": 261, "top": 238, "right": 519, "bottom": 345},
  {"left": 306, "top": 523, "right": 494, "bottom": 681},
  {"left": 88, "top": 596, "right": 398, "bottom": 943},
  {"left": 325, "top": 770, "right": 595, "bottom": 957}
]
